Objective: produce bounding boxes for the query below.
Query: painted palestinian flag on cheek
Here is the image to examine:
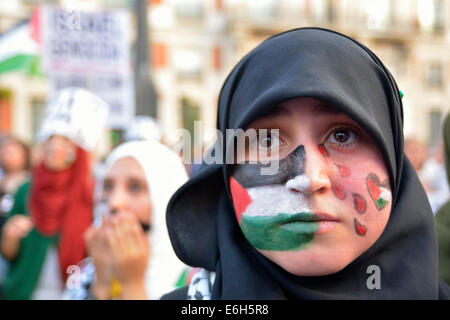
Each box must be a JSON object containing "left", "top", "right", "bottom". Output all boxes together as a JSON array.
[
  {"left": 366, "top": 173, "right": 391, "bottom": 210},
  {"left": 229, "top": 146, "right": 318, "bottom": 252},
  {"left": 229, "top": 177, "right": 317, "bottom": 251}
]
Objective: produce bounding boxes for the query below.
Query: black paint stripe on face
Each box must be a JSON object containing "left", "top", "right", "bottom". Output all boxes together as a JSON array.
[{"left": 231, "top": 145, "right": 306, "bottom": 188}]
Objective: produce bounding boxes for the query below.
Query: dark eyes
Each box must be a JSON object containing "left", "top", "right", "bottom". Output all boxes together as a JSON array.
[
  {"left": 326, "top": 127, "right": 358, "bottom": 145},
  {"left": 247, "top": 125, "right": 358, "bottom": 154},
  {"left": 257, "top": 127, "right": 358, "bottom": 148},
  {"left": 102, "top": 181, "right": 146, "bottom": 193},
  {"left": 128, "top": 183, "right": 143, "bottom": 193},
  {"left": 257, "top": 131, "right": 284, "bottom": 150},
  {"left": 103, "top": 181, "right": 113, "bottom": 192}
]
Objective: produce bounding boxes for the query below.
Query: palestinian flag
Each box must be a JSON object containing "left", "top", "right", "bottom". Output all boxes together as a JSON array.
[
  {"left": 366, "top": 173, "right": 391, "bottom": 210},
  {"left": 229, "top": 176, "right": 318, "bottom": 251},
  {"left": 229, "top": 145, "right": 322, "bottom": 251},
  {"left": 0, "top": 8, "right": 42, "bottom": 77}
]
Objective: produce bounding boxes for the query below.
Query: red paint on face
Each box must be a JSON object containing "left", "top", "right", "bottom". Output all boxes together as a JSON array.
[
  {"left": 354, "top": 218, "right": 367, "bottom": 236},
  {"left": 318, "top": 144, "right": 329, "bottom": 157},
  {"left": 336, "top": 164, "right": 351, "bottom": 177},
  {"left": 229, "top": 177, "right": 252, "bottom": 223},
  {"left": 367, "top": 178, "right": 381, "bottom": 200},
  {"left": 352, "top": 193, "right": 367, "bottom": 214},
  {"left": 331, "top": 185, "right": 347, "bottom": 200}
]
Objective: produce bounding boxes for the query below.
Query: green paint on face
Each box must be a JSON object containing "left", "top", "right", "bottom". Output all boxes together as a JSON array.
[
  {"left": 376, "top": 198, "right": 388, "bottom": 210},
  {"left": 239, "top": 213, "right": 319, "bottom": 251}
]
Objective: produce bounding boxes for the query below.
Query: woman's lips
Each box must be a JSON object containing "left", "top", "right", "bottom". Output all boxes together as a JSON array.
[{"left": 280, "top": 212, "right": 339, "bottom": 234}]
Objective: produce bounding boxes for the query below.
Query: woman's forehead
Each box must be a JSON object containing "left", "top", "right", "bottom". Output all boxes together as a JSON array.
[
  {"left": 106, "top": 156, "right": 145, "bottom": 178},
  {"left": 252, "top": 97, "right": 352, "bottom": 125}
]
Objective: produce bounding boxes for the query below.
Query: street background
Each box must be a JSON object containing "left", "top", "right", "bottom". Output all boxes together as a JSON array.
[{"left": 0, "top": 0, "right": 449, "bottom": 158}]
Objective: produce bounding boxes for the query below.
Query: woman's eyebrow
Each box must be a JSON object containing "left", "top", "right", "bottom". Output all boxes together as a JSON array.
[
  {"left": 312, "top": 101, "right": 342, "bottom": 115},
  {"left": 258, "top": 107, "right": 292, "bottom": 122},
  {"left": 128, "top": 176, "right": 147, "bottom": 184},
  {"left": 253, "top": 101, "right": 343, "bottom": 124}
]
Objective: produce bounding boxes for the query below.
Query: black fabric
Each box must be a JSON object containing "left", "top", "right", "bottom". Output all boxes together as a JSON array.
[
  {"left": 160, "top": 286, "right": 189, "bottom": 300},
  {"left": 166, "top": 27, "right": 450, "bottom": 299}
]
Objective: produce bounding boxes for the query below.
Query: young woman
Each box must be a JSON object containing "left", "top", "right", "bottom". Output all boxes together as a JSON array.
[
  {"left": 162, "top": 28, "right": 450, "bottom": 299},
  {"left": 0, "top": 88, "right": 108, "bottom": 299},
  {"left": 64, "top": 140, "right": 188, "bottom": 300}
]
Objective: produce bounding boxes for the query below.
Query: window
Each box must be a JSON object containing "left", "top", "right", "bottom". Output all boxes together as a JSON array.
[
  {"left": 426, "top": 63, "right": 443, "bottom": 87},
  {"left": 181, "top": 97, "right": 202, "bottom": 157},
  {"left": 310, "top": 0, "right": 336, "bottom": 23},
  {"left": 365, "top": 0, "right": 392, "bottom": 30},
  {"left": 31, "top": 98, "right": 46, "bottom": 142},
  {"left": 418, "top": 0, "right": 445, "bottom": 34},
  {"left": 246, "top": 0, "right": 277, "bottom": 22},
  {"left": 170, "top": 0, "right": 204, "bottom": 19},
  {"left": 173, "top": 48, "right": 202, "bottom": 80},
  {"left": 429, "top": 111, "right": 442, "bottom": 146}
]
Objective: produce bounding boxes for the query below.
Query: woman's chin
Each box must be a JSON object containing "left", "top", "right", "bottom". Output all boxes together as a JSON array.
[{"left": 260, "top": 248, "right": 353, "bottom": 277}]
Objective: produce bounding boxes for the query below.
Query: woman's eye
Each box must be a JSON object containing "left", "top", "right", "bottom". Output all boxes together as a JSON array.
[
  {"left": 128, "top": 180, "right": 148, "bottom": 194},
  {"left": 258, "top": 131, "right": 283, "bottom": 150},
  {"left": 129, "top": 183, "right": 143, "bottom": 193},
  {"left": 103, "top": 181, "right": 113, "bottom": 192},
  {"left": 326, "top": 128, "right": 358, "bottom": 145}
]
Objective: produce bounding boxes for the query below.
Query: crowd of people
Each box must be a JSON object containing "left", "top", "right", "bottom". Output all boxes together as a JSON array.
[
  {"left": 0, "top": 88, "right": 193, "bottom": 299},
  {"left": 0, "top": 28, "right": 448, "bottom": 300},
  {"left": 404, "top": 137, "right": 450, "bottom": 214}
]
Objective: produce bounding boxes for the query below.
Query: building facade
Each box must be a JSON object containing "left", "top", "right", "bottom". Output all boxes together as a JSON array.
[{"left": 0, "top": 0, "right": 449, "bottom": 152}]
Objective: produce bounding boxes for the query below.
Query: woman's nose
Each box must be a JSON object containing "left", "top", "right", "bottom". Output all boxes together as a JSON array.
[
  {"left": 286, "top": 144, "right": 331, "bottom": 195},
  {"left": 107, "top": 189, "right": 128, "bottom": 212}
]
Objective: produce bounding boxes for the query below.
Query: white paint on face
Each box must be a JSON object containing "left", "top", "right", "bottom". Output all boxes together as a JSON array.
[
  {"left": 245, "top": 183, "right": 311, "bottom": 218},
  {"left": 380, "top": 187, "right": 391, "bottom": 202},
  {"left": 285, "top": 174, "right": 310, "bottom": 193}
]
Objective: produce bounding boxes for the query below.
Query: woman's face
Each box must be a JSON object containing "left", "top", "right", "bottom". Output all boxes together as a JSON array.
[
  {"left": 43, "top": 135, "right": 77, "bottom": 171},
  {"left": 229, "top": 97, "right": 392, "bottom": 276},
  {"left": 102, "top": 157, "right": 152, "bottom": 229},
  {"left": 0, "top": 140, "right": 26, "bottom": 173}
]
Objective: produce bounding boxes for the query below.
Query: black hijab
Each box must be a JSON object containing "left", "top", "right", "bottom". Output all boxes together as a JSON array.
[{"left": 166, "top": 28, "right": 450, "bottom": 299}]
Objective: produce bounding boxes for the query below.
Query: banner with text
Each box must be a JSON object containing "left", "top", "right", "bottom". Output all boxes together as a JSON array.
[{"left": 41, "top": 5, "right": 134, "bottom": 129}]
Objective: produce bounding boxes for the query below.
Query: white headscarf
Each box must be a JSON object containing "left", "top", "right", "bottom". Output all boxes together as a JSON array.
[{"left": 96, "top": 140, "right": 188, "bottom": 299}]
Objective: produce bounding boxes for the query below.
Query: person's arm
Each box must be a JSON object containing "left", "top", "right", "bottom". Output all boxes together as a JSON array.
[
  {"left": 0, "top": 214, "right": 33, "bottom": 260},
  {"left": 0, "top": 182, "right": 32, "bottom": 261}
]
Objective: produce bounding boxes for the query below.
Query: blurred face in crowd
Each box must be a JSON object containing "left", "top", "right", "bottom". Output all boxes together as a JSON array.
[
  {"left": 43, "top": 135, "right": 77, "bottom": 171},
  {"left": 102, "top": 157, "right": 152, "bottom": 231},
  {"left": 404, "top": 138, "right": 427, "bottom": 172},
  {"left": 229, "top": 97, "right": 392, "bottom": 276},
  {"left": 0, "top": 140, "right": 27, "bottom": 173}
]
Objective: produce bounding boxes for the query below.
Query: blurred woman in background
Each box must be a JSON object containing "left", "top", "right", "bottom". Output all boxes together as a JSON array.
[
  {"left": 0, "top": 88, "right": 109, "bottom": 299},
  {"left": 64, "top": 140, "right": 188, "bottom": 300}
]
